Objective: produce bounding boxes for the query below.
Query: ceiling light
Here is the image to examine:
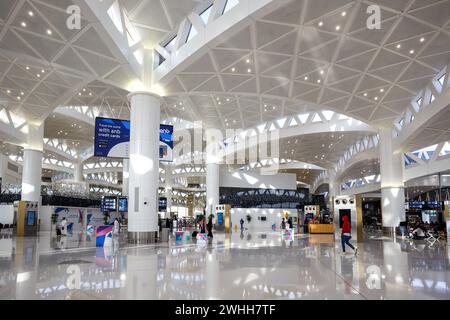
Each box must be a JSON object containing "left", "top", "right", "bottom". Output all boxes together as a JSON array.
[
  {"left": 226, "top": 98, "right": 230, "bottom": 102},
  {"left": 41, "top": 69, "right": 45, "bottom": 73},
  {"left": 409, "top": 49, "right": 414, "bottom": 54},
  {"left": 17, "top": 97, "right": 21, "bottom": 100},
  {"left": 26, "top": 66, "right": 30, "bottom": 70},
  {"left": 21, "top": 22, "right": 27, "bottom": 27},
  {"left": 272, "top": 106, "right": 275, "bottom": 110},
  {"left": 246, "top": 59, "right": 250, "bottom": 64},
  {"left": 380, "top": 88, "right": 384, "bottom": 93},
  {"left": 396, "top": 44, "right": 401, "bottom": 49},
  {"left": 318, "top": 21, "right": 323, "bottom": 27},
  {"left": 231, "top": 67, "right": 235, "bottom": 72},
  {"left": 363, "top": 93, "right": 368, "bottom": 97},
  {"left": 28, "top": 11, "right": 34, "bottom": 17},
  {"left": 46, "top": 29, "right": 52, "bottom": 35},
  {"left": 20, "top": 92, "right": 24, "bottom": 96},
  {"left": 78, "top": 93, "right": 82, "bottom": 96},
  {"left": 317, "top": 79, "right": 321, "bottom": 83},
  {"left": 420, "top": 37, "right": 425, "bottom": 43},
  {"left": 83, "top": 88, "right": 86, "bottom": 92},
  {"left": 7, "top": 90, "right": 10, "bottom": 94},
  {"left": 341, "top": 11, "right": 347, "bottom": 17},
  {"left": 247, "top": 68, "right": 252, "bottom": 73},
  {"left": 37, "top": 74, "right": 41, "bottom": 78},
  {"left": 320, "top": 70, "right": 324, "bottom": 75},
  {"left": 89, "top": 93, "right": 92, "bottom": 96},
  {"left": 304, "top": 76, "right": 308, "bottom": 81},
  {"left": 374, "top": 96, "right": 378, "bottom": 101},
  {"left": 335, "top": 25, "right": 340, "bottom": 31}
]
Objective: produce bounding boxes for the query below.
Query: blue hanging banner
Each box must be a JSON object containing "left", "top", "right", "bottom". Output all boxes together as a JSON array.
[{"left": 94, "top": 117, "right": 173, "bottom": 161}]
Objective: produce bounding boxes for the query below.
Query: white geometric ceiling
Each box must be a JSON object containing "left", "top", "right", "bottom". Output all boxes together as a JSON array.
[{"left": 160, "top": 0, "right": 450, "bottom": 126}]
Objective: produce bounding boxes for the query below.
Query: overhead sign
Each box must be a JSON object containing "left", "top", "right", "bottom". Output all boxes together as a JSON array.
[
  {"left": 95, "top": 117, "right": 130, "bottom": 158},
  {"left": 94, "top": 117, "right": 173, "bottom": 161}
]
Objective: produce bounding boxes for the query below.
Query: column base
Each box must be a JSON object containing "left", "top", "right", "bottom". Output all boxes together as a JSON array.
[
  {"left": 382, "top": 226, "right": 397, "bottom": 237},
  {"left": 128, "top": 231, "right": 158, "bottom": 244}
]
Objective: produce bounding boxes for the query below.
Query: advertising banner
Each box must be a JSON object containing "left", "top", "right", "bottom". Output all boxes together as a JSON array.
[
  {"left": 94, "top": 117, "right": 173, "bottom": 161},
  {"left": 95, "top": 117, "right": 130, "bottom": 158}
]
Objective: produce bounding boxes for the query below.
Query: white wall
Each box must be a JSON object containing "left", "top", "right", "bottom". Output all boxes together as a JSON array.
[
  {"left": 0, "top": 204, "right": 14, "bottom": 225},
  {"left": 230, "top": 208, "right": 297, "bottom": 232},
  {"left": 0, "top": 155, "right": 21, "bottom": 185},
  {"left": 220, "top": 169, "right": 297, "bottom": 190}
]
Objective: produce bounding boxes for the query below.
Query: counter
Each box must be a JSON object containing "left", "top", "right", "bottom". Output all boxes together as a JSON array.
[{"left": 309, "top": 224, "right": 334, "bottom": 234}]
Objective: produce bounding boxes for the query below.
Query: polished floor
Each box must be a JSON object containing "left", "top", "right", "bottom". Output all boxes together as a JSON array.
[{"left": 0, "top": 229, "right": 449, "bottom": 300}]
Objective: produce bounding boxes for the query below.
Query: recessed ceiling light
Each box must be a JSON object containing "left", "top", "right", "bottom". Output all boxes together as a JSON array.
[
  {"left": 335, "top": 25, "right": 341, "bottom": 31},
  {"left": 246, "top": 59, "right": 250, "bottom": 64},
  {"left": 26, "top": 66, "right": 30, "bottom": 70},
  {"left": 78, "top": 93, "right": 82, "bottom": 96},
  {"left": 247, "top": 68, "right": 252, "bottom": 73},
  {"left": 374, "top": 96, "right": 378, "bottom": 101},
  {"left": 364, "top": 93, "right": 368, "bottom": 97},
  {"left": 7, "top": 90, "right": 10, "bottom": 94},
  {"left": 396, "top": 44, "right": 401, "bottom": 49},
  {"left": 380, "top": 88, "right": 384, "bottom": 93},
  {"left": 409, "top": 49, "right": 414, "bottom": 54},
  {"left": 272, "top": 106, "right": 275, "bottom": 110},
  {"left": 304, "top": 76, "right": 308, "bottom": 81},
  {"left": 420, "top": 37, "right": 425, "bottom": 43},
  {"left": 317, "top": 79, "right": 321, "bottom": 83},
  {"left": 341, "top": 11, "right": 346, "bottom": 17},
  {"left": 226, "top": 98, "right": 230, "bottom": 102},
  {"left": 231, "top": 67, "right": 235, "bottom": 72},
  {"left": 89, "top": 92, "right": 92, "bottom": 96},
  {"left": 83, "top": 88, "right": 86, "bottom": 92},
  {"left": 20, "top": 91, "right": 24, "bottom": 96},
  {"left": 17, "top": 96, "right": 21, "bottom": 100},
  {"left": 37, "top": 74, "right": 40, "bottom": 78},
  {"left": 21, "top": 22, "right": 27, "bottom": 27},
  {"left": 320, "top": 70, "right": 324, "bottom": 75},
  {"left": 46, "top": 29, "right": 52, "bottom": 35},
  {"left": 41, "top": 69, "right": 45, "bottom": 73},
  {"left": 28, "top": 11, "right": 34, "bottom": 17},
  {"left": 318, "top": 21, "right": 323, "bottom": 27}
]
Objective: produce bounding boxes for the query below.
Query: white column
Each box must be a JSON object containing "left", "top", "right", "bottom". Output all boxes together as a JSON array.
[
  {"left": 127, "top": 92, "right": 160, "bottom": 243},
  {"left": 21, "top": 124, "right": 44, "bottom": 202},
  {"left": 328, "top": 170, "right": 339, "bottom": 210},
  {"left": 74, "top": 162, "right": 84, "bottom": 182},
  {"left": 122, "top": 159, "right": 129, "bottom": 196},
  {"left": 164, "top": 165, "right": 172, "bottom": 214},
  {"left": 206, "top": 162, "right": 219, "bottom": 215},
  {"left": 379, "top": 127, "right": 405, "bottom": 233}
]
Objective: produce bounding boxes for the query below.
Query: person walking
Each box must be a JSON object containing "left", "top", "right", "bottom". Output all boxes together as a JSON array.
[
  {"left": 341, "top": 216, "right": 357, "bottom": 256},
  {"left": 60, "top": 217, "right": 68, "bottom": 237},
  {"left": 207, "top": 216, "right": 213, "bottom": 238},
  {"left": 281, "top": 218, "right": 286, "bottom": 230},
  {"left": 240, "top": 218, "right": 244, "bottom": 230},
  {"left": 114, "top": 218, "right": 120, "bottom": 235}
]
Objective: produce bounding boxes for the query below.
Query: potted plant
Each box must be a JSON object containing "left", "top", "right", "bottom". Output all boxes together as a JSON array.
[{"left": 103, "top": 212, "right": 110, "bottom": 225}]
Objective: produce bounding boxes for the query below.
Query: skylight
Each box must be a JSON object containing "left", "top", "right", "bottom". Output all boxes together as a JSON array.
[
  {"left": 437, "top": 74, "right": 446, "bottom": 86},
  {"left": 107, "top": 1, "right": 123, "bottom": 34},
  {"left": 200, "top": 5, "right": 213, "bottom": 25},
  {"left": 186, "top": 24, "right": 198, "bottom": 43},
  {"left": 223, "top": 0, "right": 239, "bottom": 14}
]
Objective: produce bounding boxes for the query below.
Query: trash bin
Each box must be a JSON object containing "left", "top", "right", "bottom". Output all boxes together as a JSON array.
[{"left": 160, "top": 228, "right": 169, "bottom": 242}]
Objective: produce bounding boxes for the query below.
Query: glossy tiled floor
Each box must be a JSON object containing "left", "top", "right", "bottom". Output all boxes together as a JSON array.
[{"left": 0, "top": 229, "right": 449, "bottom": 300}]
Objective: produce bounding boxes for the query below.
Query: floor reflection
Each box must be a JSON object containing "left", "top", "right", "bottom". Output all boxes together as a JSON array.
[{"left": 0, "top": 230, "right": 448, "bottom": 300}]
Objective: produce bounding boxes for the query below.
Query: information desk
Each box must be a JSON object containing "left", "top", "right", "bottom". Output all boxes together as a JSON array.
[{"left": 309, "top": 224, "right": 334, "bottom": 234}]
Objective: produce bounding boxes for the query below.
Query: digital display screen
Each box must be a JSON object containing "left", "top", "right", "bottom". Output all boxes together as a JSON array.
[
  {"left": 159, "top": 197, "right": 167, "bottom": 212},
  {"left": 27, "top": 211, "right": 36, "bottom": 226},
  {"left": 118, "top": 197, "right": 128, "bottom": 212},
  {"left": 101, "top": 196, "right": 117, "bottom": 212}
]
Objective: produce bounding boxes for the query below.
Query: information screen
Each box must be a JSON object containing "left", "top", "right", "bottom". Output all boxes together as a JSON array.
[
  {"left": 101, "top": 196, "right": 117, "bottom": 212},
  {"left": 159, "top": 197, "right": 167, "bottom": 212},
  {"left": 118, "top": 197, "right": 128, "bottom": 212},
  {"left": 26, "top": 211, "right": 36, "bottom": 226},
  {"left": 94, "top": 117, "right": 174, "bottom": 161}
]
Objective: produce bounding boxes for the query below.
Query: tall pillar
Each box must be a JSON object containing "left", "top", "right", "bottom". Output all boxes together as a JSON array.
[
  {"left": 122, "top": 159, "right": 129, "bottom": 196},
  {"left": 379, "top": 127, "right": 405, "bottom": 235},
  {"left": 206, "top": 162, "right": 219, "bottom": 216},
  {"left": 21, "top": 124, "right": 43, "bottom": 202},
  {"left": 164, "top": 164, "right": 172, "bottom": 214},
  {"left": 74, "top": 162, "right": 84, "bottom": 182},
  {"left": 127, "top": 92, "right": 160, "bottom": 243},
  {"left": 328, "top": 170, "right": 339, "bottom": 211}
]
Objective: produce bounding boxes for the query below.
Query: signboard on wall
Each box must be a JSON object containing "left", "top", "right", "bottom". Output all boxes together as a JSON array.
[{"left": 94, "top": 117, "right": 173, "bottom": 161}]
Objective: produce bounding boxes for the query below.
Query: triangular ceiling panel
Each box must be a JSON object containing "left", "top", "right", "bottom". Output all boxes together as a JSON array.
[
  {"left": 194, "top": 76, "right": 223, "bottom": 92},
  {"left": 212, "top": 49, "right": 250, "bottom": 71},
  {"left": 54, "top": 47, "right": 92, "bottom": 74},
  {"left": 304, "top": 0, "right": 353, "bottom": 22},
  {"left": 329, "top": 75, "right": 360, "bottom": 93},
  {"left": 370, "top": 62, "right": 409, "bottom": 82},
  {"left": 217, "top": 26, "right": 253, "bottom": 50},
  {"left": 256, "top": 21, "right": 295, "bottom": 48},
  {"left": 77, "top": 49, "right": 118, "bottom": 77},
  {"left": 221, "top": 74, "right": 253, "bottom": 91},
  {"left": 73, "top": 27, "right": 116, "bottom": 58},
  {"left": 263, "top": 59, "right": 294, "bottom": 78},
  {"left": 261, "top": 31, "right": 297, "bottom": 55},
  {"left": 183, "top": 53, "right": 216, "bottom": 73},
  {"left": 337, "top": 49, "right": 377, "bottom": 71},
  {"left": 300, "top": 40, "right": 339, "bottom": 63},
  {"left": 258, "top": 53, "right": 291, "bottom": 74},
  {"left": 177, "top": 74, "right": 213, "bottom": 92},
  {"left": 230, "top": 78, "right": 258, "bottom": 94},
  {"left": 291, "top": 81, "right": 320, "bottom": 97}
]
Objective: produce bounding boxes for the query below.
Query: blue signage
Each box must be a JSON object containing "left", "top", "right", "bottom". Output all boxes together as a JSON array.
[
  {"left": 95, "top": 117, "right": 130, "bottom": 158},
  {"left": 94, "top": 117, "right": 173, "bottom": 161}
]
